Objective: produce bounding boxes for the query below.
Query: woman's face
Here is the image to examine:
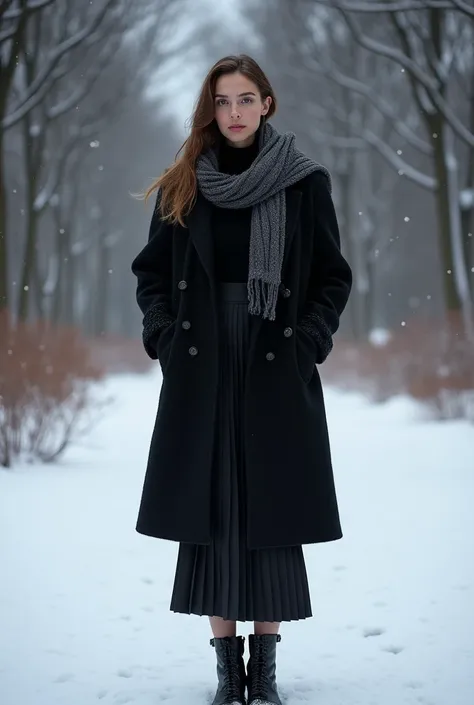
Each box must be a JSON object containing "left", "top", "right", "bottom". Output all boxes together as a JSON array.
[{"left": 214, "top": 72, "right": 271, "bottom": 148}]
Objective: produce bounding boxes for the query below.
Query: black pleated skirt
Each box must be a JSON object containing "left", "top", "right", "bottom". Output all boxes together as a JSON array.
[{"left": 169, "top": 282, "right": 312, "bottom": 622}]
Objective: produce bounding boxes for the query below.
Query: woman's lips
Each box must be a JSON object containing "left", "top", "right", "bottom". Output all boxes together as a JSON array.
[{"left": 229, "top": 126, "right": 245, "bottom": 131}]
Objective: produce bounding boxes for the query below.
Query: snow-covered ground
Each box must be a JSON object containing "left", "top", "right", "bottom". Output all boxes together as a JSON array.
[{"left": 1, "top": 370, "right": 473, "bottom": 705}]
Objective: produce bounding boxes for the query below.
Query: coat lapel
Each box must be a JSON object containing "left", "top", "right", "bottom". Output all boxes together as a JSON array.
[
  {"left": 282, "top": 188, "right": 302, "bottom": 270},
  {"left": 186, "top": 190, "right": 215, "bottom": 284},
  {"left": 187, "top": 187, "right": 302, "bottom": 287}
]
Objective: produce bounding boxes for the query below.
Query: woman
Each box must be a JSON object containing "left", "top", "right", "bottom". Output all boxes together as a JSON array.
[{"left": 131, "top": 54, "right": 352, "bottom": 705}]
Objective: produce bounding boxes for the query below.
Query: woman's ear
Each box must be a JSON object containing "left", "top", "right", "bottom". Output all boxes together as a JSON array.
[{"left": 262, "top": 96, "right": 272, "bottom": 116}]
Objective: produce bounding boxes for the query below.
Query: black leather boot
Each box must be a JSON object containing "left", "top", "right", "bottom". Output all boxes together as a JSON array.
[
  {"left": 210, "top": 635, "right": 247, "bottom": 705},
  {"left": 246, "top": 634, "right": 282, "bottom": 705}
]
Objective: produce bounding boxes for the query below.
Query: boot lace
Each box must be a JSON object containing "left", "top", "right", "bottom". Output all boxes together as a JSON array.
[
  {"left": 250, "top": 639, "right": 269, "bottom": 699},
  {"left": 221, "top": 640, "right": 242, "bottom": 703}
]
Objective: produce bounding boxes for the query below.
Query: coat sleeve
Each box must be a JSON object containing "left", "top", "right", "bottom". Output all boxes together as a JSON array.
[
  {"left": 131, "top": 190, "right": 176, "bottom": 359},
  {"left": 298, "top": 171, "right": 352, "bottom": 364}
]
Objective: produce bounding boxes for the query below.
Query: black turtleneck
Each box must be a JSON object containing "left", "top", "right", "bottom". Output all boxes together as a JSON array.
[{"left": 212, "top": 137, "right": 259, "bottom": 283}]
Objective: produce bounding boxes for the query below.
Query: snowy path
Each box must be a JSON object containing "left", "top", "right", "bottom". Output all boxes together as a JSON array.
[{"left": 1, "top": 370, "right": 473, "bottom": 705}]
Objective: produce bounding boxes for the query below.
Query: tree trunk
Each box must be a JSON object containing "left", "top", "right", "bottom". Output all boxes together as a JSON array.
[
  {"left": 338, "top": 168, "right": 358, "bottom": 339},
  {"left": 463, "top": 69, "right": 474, "bottom": 301},
  {"left": 93, "top": 235, "right": 108, "bottom": 337},
  {"left": 432, "top": 124, "right": 462, "bottom": 313},
  {"left": 51, "top": 216, "right": 66, "bottom": 325},
  {"left": 461, "top": 206, "right": 474, "bottom": 301},
  {"left": 18, "top": 113, "right": 40, "bottom": 322},
  {"left": 0, "top": 127, "right": 8, "bottom": 311}
]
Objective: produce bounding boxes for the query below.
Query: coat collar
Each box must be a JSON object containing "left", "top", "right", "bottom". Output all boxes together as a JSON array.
[{"left": 186, "top": 187, "right": 302, "bottom": 286}]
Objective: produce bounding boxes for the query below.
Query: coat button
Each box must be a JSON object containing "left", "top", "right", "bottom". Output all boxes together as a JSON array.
[
  {"left": 188, "top": 346, "right": 198, "bottom": 356},
  {"left": 282, "top": 287, "right": 291, "bottom": 298},
  {"left": 178, "top": 280, "right": 188, "bottom": 290},
  {"left": 182, "top": 320, "right": 191, "bottom": 330},
  {"left": 283, "top": 326, "right": 293, "bottom": 337},
  {"left": 265, "top": 351, "right": 275, "bottom": 361}
]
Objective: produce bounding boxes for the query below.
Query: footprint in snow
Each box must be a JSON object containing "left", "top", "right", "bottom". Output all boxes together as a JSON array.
[
  {"left": 363, "top": 627, "right": 385, "bottom": 638},
  {"left": 141, "top": 605, "right": 154, "bottom": 612},
  {"left": 117, "top": 668, "right": 133, "bottom": 678},
  {"left": 97, "top": 690, "right": 108, "bottom": 699},
  {"left": 333, "top": 565, "right": 347, "bottom": 571},
  {"left": 382, "top": 644, "right": 404, "bottom": 654},
  {"left": 141, "top": 577, "right": 154, "bottom": 585},
  {"left": 405, "top": 680, "right": 424, "bottom": 689},
  {"left": 54, "top": 672, "right": 74, "bottom": 683}
]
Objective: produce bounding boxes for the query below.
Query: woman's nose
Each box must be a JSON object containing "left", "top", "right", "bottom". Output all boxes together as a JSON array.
[{"left": 230, "top": 105, "right": 241, "bottom": 118}]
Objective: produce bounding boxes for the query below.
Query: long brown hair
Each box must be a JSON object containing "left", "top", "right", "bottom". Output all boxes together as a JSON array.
[{"left": 143, "top": 54, "right": 277, "bottom": 227}]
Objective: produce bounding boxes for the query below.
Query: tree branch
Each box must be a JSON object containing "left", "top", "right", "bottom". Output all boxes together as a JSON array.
[
  {"left": 0, "top": 1, "right": 15, "bottom": 19},
  {"left": 2, "top": 0, "right": 117, "bottom": 130},
  {"left": 451, "top": 0, "right": 474, "bottom": 17},
  {"left": 2, "top": 0, "right": 55, "bottom": 21},
  {"left": 312, "top": 0, "right": 463, "bottom": 11},
  {"left": 337, "top": 6, "right": 474, "bottom": 147},
  {"left": 363, "top": 128, "right": 438, "bottom": 190},
  {"left": 47, "top": 36, "right": 121, "bottom": 120},
  {"left": 302, "top": 53, "right": 434, "bottom": 155},
  {"left": 0, "top": 0, "right": 29, "bottom": 107}
]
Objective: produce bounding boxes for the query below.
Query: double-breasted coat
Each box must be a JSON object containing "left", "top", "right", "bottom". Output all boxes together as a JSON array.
[{"left": 131, "top": 170, "right": 352, "bottom": 549}]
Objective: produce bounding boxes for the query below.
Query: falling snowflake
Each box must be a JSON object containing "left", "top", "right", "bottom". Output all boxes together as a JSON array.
[{"left": 404, "top": 216, "right": 410, "bottom": 222}]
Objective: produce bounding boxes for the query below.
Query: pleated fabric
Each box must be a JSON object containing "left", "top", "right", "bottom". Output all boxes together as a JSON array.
[{"left": 169, "top": 282, "right": 312, "bottom": 622}]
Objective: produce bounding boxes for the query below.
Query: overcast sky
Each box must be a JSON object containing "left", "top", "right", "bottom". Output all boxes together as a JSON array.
[{"left": 146, "top": 0, "right": 258, "bottom": 135}]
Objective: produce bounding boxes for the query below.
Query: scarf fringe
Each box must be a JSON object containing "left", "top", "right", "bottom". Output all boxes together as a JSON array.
[{"left": 248, "top": 279, "right": 280, "bottom": 321}]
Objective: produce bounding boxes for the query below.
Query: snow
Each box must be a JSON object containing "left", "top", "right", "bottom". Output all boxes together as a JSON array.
[
  {"left": 1, "top": 371, "right": 473, "bottom": 705},
  {"left": 460, "top": 188, "right": 474, "bottom": 210},
  {"left": 368, "top": 327, "right": 392, "bottom": 347}
]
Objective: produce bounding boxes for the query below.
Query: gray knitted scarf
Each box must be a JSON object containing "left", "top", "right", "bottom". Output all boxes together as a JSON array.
[{"left": 195, "top": 121, "right": 331, "bottom": 320}]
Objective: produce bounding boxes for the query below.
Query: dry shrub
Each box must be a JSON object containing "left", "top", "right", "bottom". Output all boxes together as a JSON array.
[
  {"left": 323, "top": 312, "right": 474, "bottom": 421},
  {"left": 0, "top": 310, "right": 106, "bottom": 468},
  {"left": 87, "top": 332, "right": 154, "bottom": 375}
]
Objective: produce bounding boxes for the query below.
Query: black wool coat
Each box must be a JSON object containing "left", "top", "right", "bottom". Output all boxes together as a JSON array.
[{"left": 131, "top": 170, "right": 352, "bottom": 549}]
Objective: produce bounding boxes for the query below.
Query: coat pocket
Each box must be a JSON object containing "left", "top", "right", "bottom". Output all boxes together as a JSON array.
[
  {"left": 156, "top": 320, "right": 177, "bottom": 375},
  {"left": 295, "top": 325, "right": 318, "bottom": 384}
]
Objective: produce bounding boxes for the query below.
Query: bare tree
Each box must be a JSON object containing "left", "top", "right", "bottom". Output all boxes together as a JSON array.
[
  {"left": 0, "top": 0, "right": 115, "bottom": 310},
  {"left": 308, "top": 0, "right": 474, "bottom": 337},
  {"left": 1, "top": 0, "right": 189, "bottom": 324}
]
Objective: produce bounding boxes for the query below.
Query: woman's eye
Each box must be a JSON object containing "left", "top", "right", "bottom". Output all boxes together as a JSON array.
[{"left": 216, "top": 98, "right": 253, "bottom": 107}]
